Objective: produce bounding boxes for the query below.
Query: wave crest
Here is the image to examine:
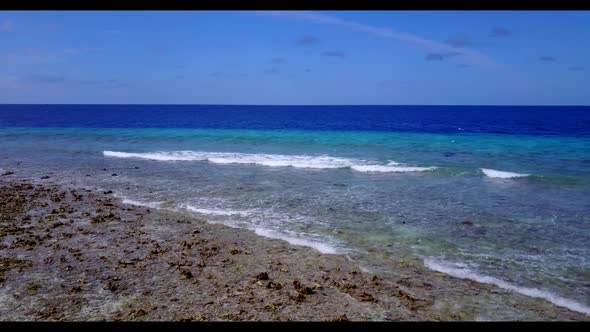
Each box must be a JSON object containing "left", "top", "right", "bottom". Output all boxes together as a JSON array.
[
  {"left": 103, "top": 150, "right": 436, "bottom": 173},
  {"left": 481, "top": 168, "right": 530, "bottom": 179},
  {"left": 254, "top": 227, "right": 341, "bottom": 255},
  {"left": 181, "top": 203, "right": 253, "bottom": 217}
]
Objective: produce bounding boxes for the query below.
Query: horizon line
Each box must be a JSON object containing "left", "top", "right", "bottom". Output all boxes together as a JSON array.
[{"left": 1, "top": 103, "right": 589, "bottom": 107}]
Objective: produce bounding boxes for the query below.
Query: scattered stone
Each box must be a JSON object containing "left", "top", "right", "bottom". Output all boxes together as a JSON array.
[
  {"left": 180, "top": 315, "right": 207, "bottom": 322},
  {"left": 254, "top": 272, "right": 269, "bottom": 281},
  {"left": 69, "top": 286, "right": 83, "bottom": 293},
  {"left": 229, "top": 246, "right": 242, "bottom": 255},
  {"left": 297, "top": 286, "right": 314, "bottom": 295},
  {"left": 220, "top": 313, "right": 240, "bottom": 321},
  {"left": 357, "top": 292, "right": 376, "bottom": 302},
  {"left": 290, "top": 291, "right": 306, "bottom": 302},
  {"left": 266, "top": 281, "right": 283, "bottom": 290},
  {"left": 128, "top": 309, "right": 148, "bottom": 319},
  {"left": 333, "top": 314, "right": 349, "bottom": 322},
  {"left": 27, "top": 282, "right": 41, "bottom": 294},
  {"left": 103, "top": 280, "right": 119, "bottom": 292},
  {"left": 180, "top": 268, "right": 193, "bottom": 280}
]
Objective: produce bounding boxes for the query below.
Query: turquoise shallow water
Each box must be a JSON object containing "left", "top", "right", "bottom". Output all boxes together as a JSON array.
[{"left": 1, "top": 104, "right": 589, "bottom": 315}]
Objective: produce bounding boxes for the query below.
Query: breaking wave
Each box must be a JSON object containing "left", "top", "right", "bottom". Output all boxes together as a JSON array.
[
  {"left": 423, "top": 258, "right": 590, "bottom": 315},
  {"left": 103, "top": 150, "right": 436, "bottom": 173},
  {"left": 481, "top": 168, "right": 530, "bottom": 179}
]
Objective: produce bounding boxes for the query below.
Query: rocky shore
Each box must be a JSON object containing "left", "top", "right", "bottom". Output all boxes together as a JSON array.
[{"left": 0, "top": 178, "right": 587, "bottom": 321}]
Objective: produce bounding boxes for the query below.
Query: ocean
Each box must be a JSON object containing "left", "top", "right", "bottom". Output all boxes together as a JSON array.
[{"left": 1, "top": 104, "right": 589, "bottom": 315}]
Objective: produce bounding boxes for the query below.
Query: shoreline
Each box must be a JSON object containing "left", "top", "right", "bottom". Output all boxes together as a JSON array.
[{"left": 0, "top": 178, "right": 587, "bottom": 321}]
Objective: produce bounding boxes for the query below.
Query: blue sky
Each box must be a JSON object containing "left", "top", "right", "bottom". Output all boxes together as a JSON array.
[{"left": 0, "top": 11, "right": 588, "bottom": 105}]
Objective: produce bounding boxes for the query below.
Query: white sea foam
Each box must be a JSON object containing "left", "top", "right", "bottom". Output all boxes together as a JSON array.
[
  {"left": 254, "top": 227, "right": 341, "bottom": 255},
  {"left": 481, "top": 168, "right": 530, "bottom": 179},
  {"left": 104, "top": 150, "right": 208, "bottom": 161},
  {"left": 103, "top": 150, "right": 436, "bottom": 173},
  {"left": 423, "top": 258, "right": 590, "bottom": 315},
  {"left": 121, "top": 198, "right": 162, "bottom": 209},
  {"left": 351, "top": 165, "right": 437, "bottom": 173},
  {"left": 181, "top": 204, "right": 252, "bottom": 217}
]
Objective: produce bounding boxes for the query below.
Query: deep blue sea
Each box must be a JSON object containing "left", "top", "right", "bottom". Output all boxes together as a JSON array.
[{"left": 1, "top": 104, "right": 589, "bottom": 315}]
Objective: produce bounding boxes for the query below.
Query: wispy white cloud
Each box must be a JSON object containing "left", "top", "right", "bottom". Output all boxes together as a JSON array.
[
  {"left": 63, "top": 47, "right": 105, "bottom": 55},
  {"left": 0, "top": 19, "right": 13, "bottom": 32},
  {"left": 0, "top": 75, "right": 23, "bottom": 89},
  {"left": 254, "top": 11, "right": 500, "bottom": 68},
  {"left": 23, "top": 74, "right": 126, "bottom": 88},
  {"left": 0, "top": 47, "right": 104, "bottom": 64},
  {"left": 296, "top": 35, "right": 320, "bottom": 46},
  {"left": 321, "top": 50, "right": 345, "bottom": 58}
]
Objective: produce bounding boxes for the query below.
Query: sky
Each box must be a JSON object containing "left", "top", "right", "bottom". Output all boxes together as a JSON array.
[{"left": 0, "top": 10, "right": 589, "bottom": 105}]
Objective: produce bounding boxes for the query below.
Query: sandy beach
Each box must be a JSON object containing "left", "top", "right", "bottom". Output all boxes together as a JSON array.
[{"left": 0, "top": 177, "right": 587, "bottom": 321}]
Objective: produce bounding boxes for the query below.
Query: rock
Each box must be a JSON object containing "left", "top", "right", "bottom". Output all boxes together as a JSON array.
[
  {"left": 266, "top": 281, "right": 283, "bottom": 290},
  {"left": 461, "top": 220, "right": 474, "bottom": 226},
  {"left": 290, "top": 292, "right": 306, "bottom": 302},
  {"left": 180, "top": 268, "right": 193, "bottom": 280},
  {"left": 357, "top": 291, "right": 376, "bottom": 302},
  {"left": 254, "top": 272, "right": 269, "bottom": 281},
  {"left": 27, "top": 282, "right": 41, "bottom": 294},
  {"left": 111, "top": 174, "right": 117, "bottom": 176},
  {"left": 128, "top": 309, "right": 147, "bottom": 319},
  {"left": 69, "top": 286, "right": 83, "bottom": 293},
  {"left": 2, "top": 171, "right": 14, "bottom": 176},
  {"left": 333, "top": 314, "right": 349, "bottom": 322},
  {"left": 297, "top": 286, "right": 314, "bottom": 295},
  {"left": 41, "top": 176, "right": 50, "bottom": 179},
  {"left": 104, "top": 190, "right": 113, "bottom": 194}
]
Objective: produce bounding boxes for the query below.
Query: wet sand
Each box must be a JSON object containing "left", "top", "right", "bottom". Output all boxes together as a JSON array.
[{"left": 0, "top": 178, "right": 587, "bottom": 321}]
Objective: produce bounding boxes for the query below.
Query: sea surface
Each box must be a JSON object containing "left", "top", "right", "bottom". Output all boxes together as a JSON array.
[{"left": 1, "top": 104, "right": 589, "bottom": 315}]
